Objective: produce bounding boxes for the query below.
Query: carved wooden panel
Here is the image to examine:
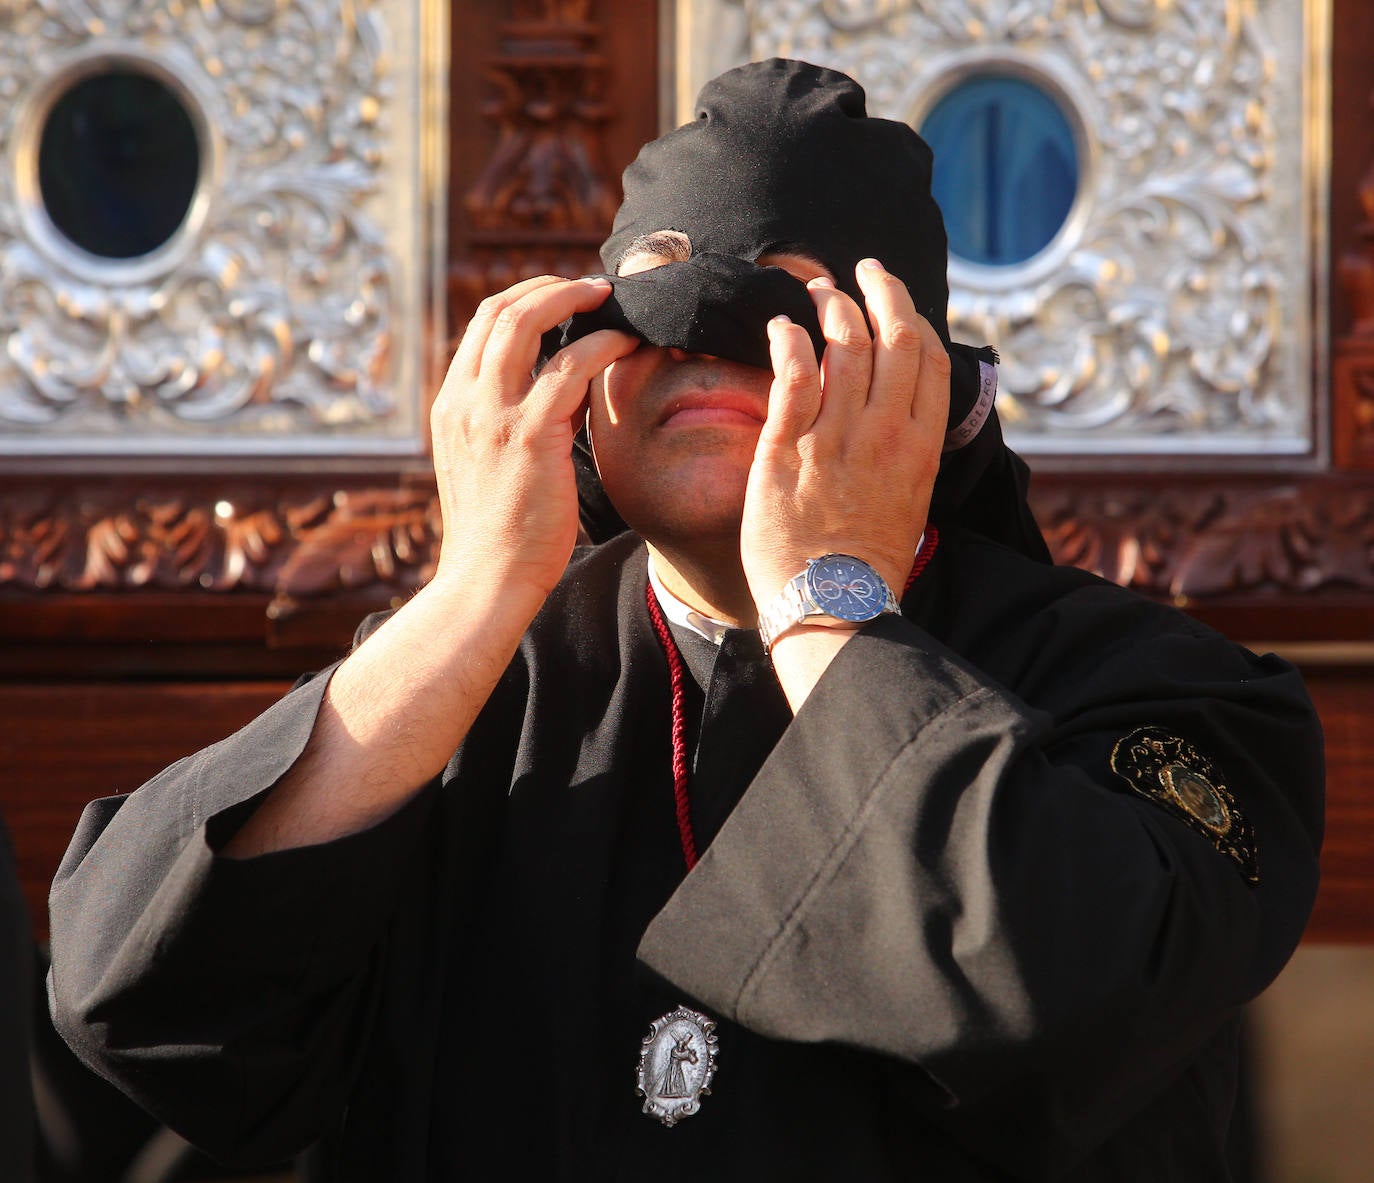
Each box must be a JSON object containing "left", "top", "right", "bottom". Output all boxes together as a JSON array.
[
  {"left": 0, "top": 480, "right": 438, "bottom": 606},
  {"left": 1032, "top": 476, "right": 1374, "bottom": 605},
  {"left": 445, "top": 0, "right": 659, "bottom": 326},
  {"left": 0, "top": 683, "right": 292, "bottom": 940},
  {"left": 1333, "top": 155, "right": 1374, "bottom": 468},
  {"left": 463, "top": 8, "right": 618, "bottom": 235},
  {"left": 0, "top": 0, "right": 1364, "bottom": 626},
  {"left": 1, "top": 1, "right": 1358, "bottom": 631},
  {"left": 1333, "top": 341, "right": 1374, "bottom": 470}
]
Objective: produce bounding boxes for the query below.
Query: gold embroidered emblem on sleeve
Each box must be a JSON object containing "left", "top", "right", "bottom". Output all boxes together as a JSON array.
[{"left": 1110, "top": 726, "right": 1259, "bottom": 885}]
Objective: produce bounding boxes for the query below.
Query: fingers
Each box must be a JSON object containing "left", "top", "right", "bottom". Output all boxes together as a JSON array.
[
  {"left": 767, "top": 259, "right": 944, "bottom": 446},
  {"left": 451, "top": 276, "right": 617, "bottom": 397},
  {"left": 855, "top": 258, "right": 951, "bottom": 423},
  {"left": 762, "top": 314, "right": 822, "bottom": 444},
  {"left": 857, "top": 255, "right": 934, "bottom": 417},
  {"left": 434, "top": 276, "right": 633, "bottom": 481},
  {"left": 908, "top": 315, "right": 951, "bottom": 447},
  {"left": 527, "top": 329, "right": 640, "bottom": 427},
  {"left": 763, "top": 275, "right": 874, "bottom": 444},
  {"left": 808, "top": 277, "right": 873, "bottom": 427},
  {"left": 451, "top": 275, "right": 563, "bottom": 379}
]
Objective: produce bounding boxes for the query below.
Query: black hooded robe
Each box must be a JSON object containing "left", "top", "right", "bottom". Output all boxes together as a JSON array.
[{"left": 48, "top": 525, "right": 1323, "bottom": 1181}]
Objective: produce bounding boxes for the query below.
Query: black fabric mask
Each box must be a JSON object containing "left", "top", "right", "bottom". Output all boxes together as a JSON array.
[
  {"left": 542, "top": 253, "right": 827, "bottom": 371},
  {"left": 560, "top": 57, "right": 1049, "bottom": 563}
]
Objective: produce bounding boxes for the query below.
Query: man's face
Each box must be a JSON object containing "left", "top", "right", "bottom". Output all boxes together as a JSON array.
[{"left": 587, "top": 235, "right": 834, "bottom": 550}]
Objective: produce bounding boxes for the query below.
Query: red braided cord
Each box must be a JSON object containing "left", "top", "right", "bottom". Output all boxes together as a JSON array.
[
  {"left": 645, "top": 580, "right": 700, "bottom": 870},
  {"left": 644, "top": 524, "right": 940, "bottom": 873},
  {"left": 905, "top": 524, "right": 940, "bottom": 593}
]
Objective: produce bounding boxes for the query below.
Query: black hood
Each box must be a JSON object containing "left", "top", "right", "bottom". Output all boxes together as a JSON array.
[{"left": 559, "top": 58, "right": 1048, "bottom": 563}]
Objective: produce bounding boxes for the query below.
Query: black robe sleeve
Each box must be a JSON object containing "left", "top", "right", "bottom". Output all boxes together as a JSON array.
[
  {"left": 46, "top": 649, "right": 439, "bottom": 1166},
  {"left": 638, "top": 569, "right": 1323, "bottom": 1175}
]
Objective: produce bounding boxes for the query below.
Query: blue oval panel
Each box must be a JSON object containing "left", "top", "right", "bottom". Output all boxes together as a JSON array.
[{"left": 920, "top": 75, "right": 1079, "bottom": 266}]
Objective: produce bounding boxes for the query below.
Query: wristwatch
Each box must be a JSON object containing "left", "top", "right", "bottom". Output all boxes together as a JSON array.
[{"left": 757, "top": 553, "right": 900, "bottom": 651}]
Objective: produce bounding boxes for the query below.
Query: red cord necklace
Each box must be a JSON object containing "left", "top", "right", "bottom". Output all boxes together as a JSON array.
[{"left": 644, "top": 525, "right": 940, "bottom": 870}]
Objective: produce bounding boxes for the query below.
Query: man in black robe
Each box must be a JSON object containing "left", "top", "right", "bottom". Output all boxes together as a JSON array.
[{"left": 48, "top": 59, "right": 1323, "bottom": 1181}]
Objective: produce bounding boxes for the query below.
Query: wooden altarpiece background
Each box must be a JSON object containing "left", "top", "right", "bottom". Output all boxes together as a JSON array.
[{"left": 1, "top": 0, "right": 1371, "bottom": 944}]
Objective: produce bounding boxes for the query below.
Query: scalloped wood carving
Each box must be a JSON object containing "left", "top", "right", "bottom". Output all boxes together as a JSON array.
[{"left": 4, "top": 479, "right": 1373, "bottom": 607}]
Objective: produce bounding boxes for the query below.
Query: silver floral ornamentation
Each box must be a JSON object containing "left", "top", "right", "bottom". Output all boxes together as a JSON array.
[
  {"left": 683, "top": 0, "right": 1322, "bottom": 457},
  {"left": 0, "top": 0, "right": 443, "bottom": 454},
  {"left": 635, "top": 1005, "right": 720, "bottom": 1127}
]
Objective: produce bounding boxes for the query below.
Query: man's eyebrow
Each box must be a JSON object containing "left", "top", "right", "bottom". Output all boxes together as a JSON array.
[{"left": 618, "top": 230, "right": 692, "bottom": 269}]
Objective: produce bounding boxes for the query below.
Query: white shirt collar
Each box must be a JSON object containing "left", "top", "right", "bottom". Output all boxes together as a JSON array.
[
  {"left": 646, "top": 532, "right": 925, "bottom": 649},
  {"left": 647, "top": 555, "right": 735, "bottom": 646}
]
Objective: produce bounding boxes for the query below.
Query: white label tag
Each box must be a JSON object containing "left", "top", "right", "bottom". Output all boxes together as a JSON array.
[{"left": 943, "top": 359, "right": 997, "bottom": 453}]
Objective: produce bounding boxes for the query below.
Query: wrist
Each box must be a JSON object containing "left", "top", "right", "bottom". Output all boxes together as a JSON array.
[
  {"left": 419, "top": 560, "right": 551, "bottom": 643},
  {"left": 755, "top": 552, "right": 900, "bottom": 652},
  {"left": 766, "top": 624, "right": 859, "bottom": 714},
  {"left": 430, "top": 540, "right": 568, "bottom": 609}
]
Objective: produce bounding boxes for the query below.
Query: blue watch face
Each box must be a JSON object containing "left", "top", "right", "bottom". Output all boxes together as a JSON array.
[{"left": 805, "top": 555, "right": 889, "bottom": 622}]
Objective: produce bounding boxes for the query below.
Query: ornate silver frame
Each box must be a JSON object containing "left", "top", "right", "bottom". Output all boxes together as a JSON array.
[
  {"left": 12, "top": 44, "right": 222, "bottom": 291},
  {"left": 666, "top": 0, "right": 1331, "bottom": 464},
  {"left": 0, "top": 0, "right": 448, "bottom": 464}
]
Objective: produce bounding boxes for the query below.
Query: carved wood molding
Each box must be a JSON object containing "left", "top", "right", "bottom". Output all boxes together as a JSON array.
[
  {"left": 2, "top": 476, "right": 1372, "bottom": 623},
  {"left": 1338, "top": 154, "right": 1374, "bottom": 338},
  {"left": 447, "top": 243, "right": 604, "bottom": 335},
  {"left": 1030, "top": 477, "right": 1374, "bottom": 603},
  {"left": 462, "top": 1, "right": 616, "bottom": 240},
  {"left": 0, "top": 483, "right": 439, "bottom": 608}
]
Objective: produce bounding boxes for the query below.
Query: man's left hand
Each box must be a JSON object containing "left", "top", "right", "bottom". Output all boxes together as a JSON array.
[{"left": 740, "top": 258, "right": 950, "bottom": 617}]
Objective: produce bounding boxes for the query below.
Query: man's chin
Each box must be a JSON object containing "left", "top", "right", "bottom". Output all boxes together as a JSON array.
[
  {"left": 596, "top": 437, "right": 755, "bottom": 541},
  {"left": 652, "top": 421, "right": 764, "bottom": 460},
  {"left": 609, "top": 488, "right": 747, "bottom": 552}
]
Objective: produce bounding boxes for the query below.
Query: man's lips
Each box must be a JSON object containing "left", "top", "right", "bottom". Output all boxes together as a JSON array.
[{"left": 656, "top": 391, "right": 767, "bottom": 428}]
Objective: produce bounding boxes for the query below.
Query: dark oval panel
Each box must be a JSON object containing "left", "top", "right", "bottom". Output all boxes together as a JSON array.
[{"left": 38, "top": 67, "right": 201, "bottom": 261}]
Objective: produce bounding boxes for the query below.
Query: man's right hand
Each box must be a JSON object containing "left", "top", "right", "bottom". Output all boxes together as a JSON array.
[
  {"left": 222, "top": 277, "right": 635, "bottom": 858},
  {"left": 430, "top": 275, "right": 638, "bottom": 611}
]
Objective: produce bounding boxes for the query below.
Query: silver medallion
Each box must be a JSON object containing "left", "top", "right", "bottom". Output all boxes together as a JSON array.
[{"left": 634, "top": 1005, "right": 719, "bottom": 1127}]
